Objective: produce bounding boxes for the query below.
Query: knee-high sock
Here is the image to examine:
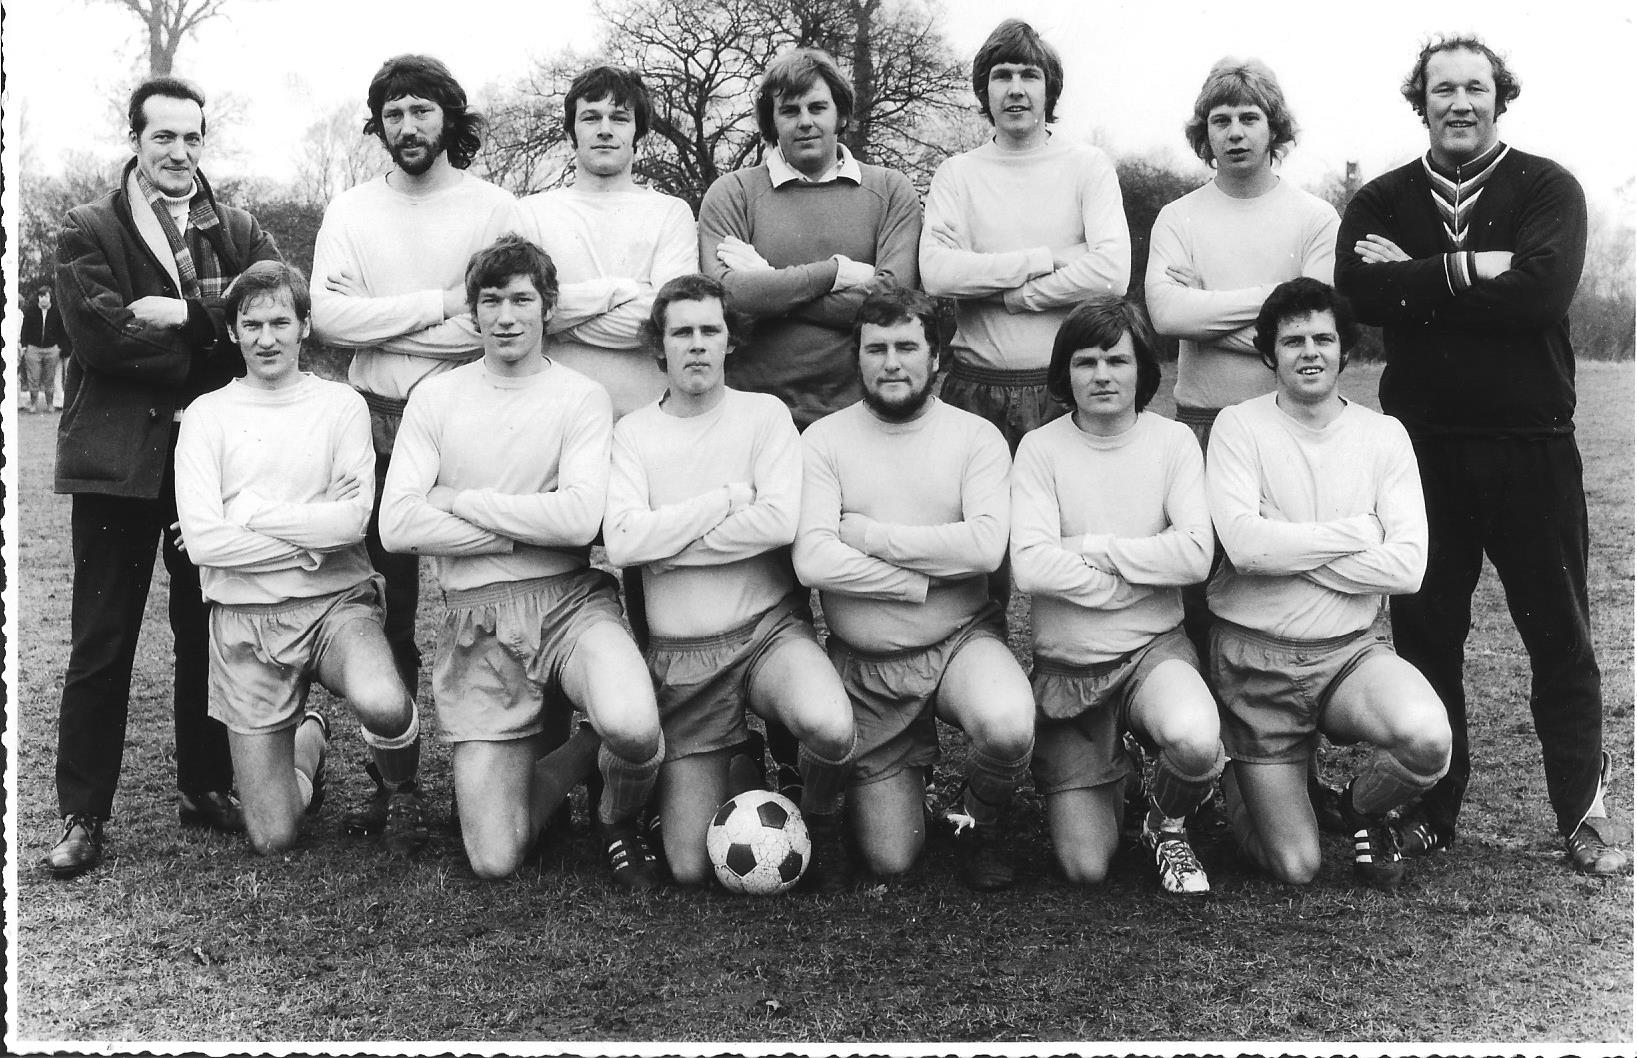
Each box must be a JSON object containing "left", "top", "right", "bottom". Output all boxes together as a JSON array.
[
  {"left": 1150, "top": 743, "right": 1226, "bottom": 820},
  {"left": 597, "top": 733, "right": 666, "bottom": 827},
  {"left": 360, "top": 702, "right": 421, "bottom": 786},
  {"left": 798, "top": 731, "right": 857, "bottom": 817},
  {"left": 1349, "top": 750, "right": 1449, "bottom": 818},
  {"left": 964, "top": 743, "right": 1033, "bottom": 826},
  {"left": 294, "top": 715, "right": 328, "bottom": 810}
]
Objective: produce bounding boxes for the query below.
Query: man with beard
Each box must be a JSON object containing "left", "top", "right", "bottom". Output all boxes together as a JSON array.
[
  {"left": 45, "top": 77, "right": 281, "bottom": 877},
  {"left": 794, "top": 287, "right": 1034, "bottom": 891},
  {"left": 310, "top": 54, "right": 516, "bottom": 850}
]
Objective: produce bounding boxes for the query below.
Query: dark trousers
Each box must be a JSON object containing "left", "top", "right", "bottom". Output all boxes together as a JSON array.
[
  {"left": 367, "top": 448, "right": 422, "bottom": 693},
  {"left": 1390, "top": 434, "right": 1603, "bottom": 837},
  {"left": 56, "top": 435, "right": 231, "bottom": 818}
]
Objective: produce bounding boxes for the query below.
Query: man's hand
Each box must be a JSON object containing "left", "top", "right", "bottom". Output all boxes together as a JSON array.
[
  {"left": 325, "top": 270, "right": 368, "bottom": 298},
  {"left": 426, "top": 485, "right": 458, "bottom": 513},
  {"left": 127, "top": 296, "right": 189, "bottom": 329},
  {"left": 1472, "top": 250, "right": 1514, "bottom": 280},
  {"left": 1051, "top": 243, "right": 1089, "bottom": 270},
  {"left": 725, "top": 482, "right": 755, "bottom": 510},
  {"left": 168, "top": 520, "right": 187, "bottom": 554},
  {"left": 328, "top": 471, "right": 364, "bottom": 502},
  {"left": 442, "top": 284, "right": 469, "bottom": 320},
  {"left": 838, "top": 512, "right": 873, "bottom": 552},
  {"left": 716, "top": 237, "right": 773, "bottom": 273},
  {"left": 1078, "top": 533, "right": 1116, "bottom": 573},
  {"left": 832, "top": 256, "right": 877, "bottom": 289},
  {"left": 1165, "top": 265, "right": 1205, "bottom": 289},
  {"left": 1354, "top": 234, "right": 1412, "bottom": 265}
]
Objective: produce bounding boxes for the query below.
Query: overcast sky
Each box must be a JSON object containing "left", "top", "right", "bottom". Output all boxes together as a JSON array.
[{"left": 4, "top": 0, "right": 1634, "bottom": 204}]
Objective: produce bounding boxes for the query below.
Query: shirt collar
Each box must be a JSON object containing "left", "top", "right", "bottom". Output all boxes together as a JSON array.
[
  {"left": 1424, "top": 139, "right": 1506, "bottom": 181},
  {"left": 766, "top": 142, "right": 862, "bottom": 187}
]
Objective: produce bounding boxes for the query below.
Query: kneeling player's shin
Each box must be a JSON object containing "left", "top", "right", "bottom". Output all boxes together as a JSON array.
[
  {"left": 1348, "top": 749, "right": 1450, "bottom": 818},
  {"left": 964, "top": 743, "right": 1034, "bottom": 826},
  {"left": 798, "top": 731, "right": 858, "bottom": 817},
  {"left": 360, "top": 701, "right": 421, "bottom": 786},
  {"left": 1150, "top": 743, "right": 1226, "bottom": 820},
  {"left": 597, "top": 732, "right": 666, "bottom": 826}
]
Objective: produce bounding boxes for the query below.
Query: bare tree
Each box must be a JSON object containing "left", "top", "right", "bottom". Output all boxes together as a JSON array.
[
  {"left": 91, "top": 0, "right": 246, "bottom": 77},
  {"left": 291, "top": 104, "right": 392, "bottom": 205},
  {"left": 477, "top": 0, "right": 978, "bottom": 207}
]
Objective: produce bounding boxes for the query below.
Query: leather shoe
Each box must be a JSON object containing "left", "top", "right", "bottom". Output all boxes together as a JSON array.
[
  {"left": 42, "top": 815, "right": 104, "bottom": 878},
  {"left": 178, "top": 789, "right": 246, "bottom": 832}
]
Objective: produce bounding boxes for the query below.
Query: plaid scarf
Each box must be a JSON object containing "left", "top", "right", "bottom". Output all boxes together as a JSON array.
[
  {"left": 134, "top": 166, "right": 229, "bottom": 301},
  {"left": 1422, "top": 140, "right": 1509, "bottom": 250}
]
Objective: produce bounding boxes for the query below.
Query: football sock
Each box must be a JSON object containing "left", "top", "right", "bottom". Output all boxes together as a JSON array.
[
  {"left": 765, "top": 718, "right": 802, "bottom": 789},
  {"left": 361, "top": 703, "right": 421, "bottom": 787},
  {"left": 1149, "top": 742, "right": 1225, "bottom": 820},
  {"left": 531, "top": 722, "right": 601, "bottom": 834},
  {"left": 294, "top": 769, "right": 315, "bottom": 811},
  {"left": 293, "top": 714, "right": 328, "bottom": 810},
  {"left": 798, "top": 731, "right": 858, "bottom": 817},
  {"left": 1348, "top": 749, "right": 1449, "bottom": 818},
  {"left": 965, "top": 744, "right": 1032, "bottom": 826},
  {"left": 597, "top": 733, "right": 666, "bottom": 827}
]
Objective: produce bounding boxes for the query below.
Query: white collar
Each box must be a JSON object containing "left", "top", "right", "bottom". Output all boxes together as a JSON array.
[{"left": 766, "top": 142, "right": 863, "bottom": 187}]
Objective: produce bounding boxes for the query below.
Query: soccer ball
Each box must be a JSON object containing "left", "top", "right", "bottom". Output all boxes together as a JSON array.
[{"left": 706, "top": 790, "right": 810, "bottom": 895}]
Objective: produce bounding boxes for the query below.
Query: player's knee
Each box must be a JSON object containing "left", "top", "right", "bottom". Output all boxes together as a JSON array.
[
  {"left": 801, "top": 709, "right": 856, "bottom": 761},
  {"left": 1389, "top": 715, "right": 1452, "bottom": 776},
  {"left": 1056, "top": 846, "right": 1112, "bottom": 887},
  {"left": 354, "top": 689, "right": 413, "bottom": 736},
  {"left": 666, "top": 842, "right": 712, "bottom": 888},
  {"left": 247, "top": 819, "right": 300, "bottom": 857},
  {"left": 967, "top": 711, "right": 1034, "bottom": 762},
  {"left": 598, "top": 717, "right": 662, "bottom": 764},
  {"left": 1264, "top": 844, "right": 1320, "bottom": 885},
  {"left": 467, "top": 845, "right": 524, "bottom": 882}
]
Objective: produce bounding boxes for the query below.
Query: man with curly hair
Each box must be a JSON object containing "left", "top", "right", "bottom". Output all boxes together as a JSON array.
[{"left": 1336, "top": 35, "right": 1627, "bottom": 875}]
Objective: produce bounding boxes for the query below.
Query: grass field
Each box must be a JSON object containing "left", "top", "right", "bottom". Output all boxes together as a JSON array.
[{"left": 9, "top": 361, "right": 1633, "bottom": 1047}]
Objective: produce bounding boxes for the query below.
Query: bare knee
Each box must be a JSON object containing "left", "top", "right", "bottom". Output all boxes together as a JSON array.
[
  {"left": 1390, "top": 719, "right": 1452, "bottom": 777},
  {"left": 667, "top": 842, "right": 713, "bottom": 888},
  {"left": 1056, "top": 846, "right": 1112, "bottom": 887},
  {"left": 247, "top": 820, "right": 300, "bottom": 857},
  {"left": 796, "top": 707, "right": 855, "bottom": 760},
  {"left": 1264, "top": 844, "right": 1320, "bottom": 886},
  {"left": 465, "top": 839, "right": 525, "bottom": 882},
  {"left": 967, "top": 710, "right": 1034, "bottom": 762},
  {"left": 859, "top": 841, "right": 920, "bottom": 879},
  {"left": 353, "top": 687, "right": 412, "bottom": 736}
]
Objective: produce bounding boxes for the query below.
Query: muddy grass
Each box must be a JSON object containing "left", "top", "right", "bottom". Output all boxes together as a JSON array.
[{"left": 9, "top": 362, "right": 1632, "bottom": 1047}]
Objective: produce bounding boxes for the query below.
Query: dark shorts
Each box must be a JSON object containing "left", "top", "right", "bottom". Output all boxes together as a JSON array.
[
  {"left": 827, "top": 605, "right": 1008, "bottom": 786},
  {"left": 1211, "top": 621, "right": 1396, "bottom": 764},
  {"left": 208, "top": 576, "right": 387, "bottom": 736},
  {"left": 940, "top": 361, "right": 1065, "bottom": 453},
  {"left": 1031, "top": 626, "right": 1200, "bottom": 794},
  {"left": 433, "top": 569, "right": 626, "bottom": 743},
  {"left": 647, "top": 593, "right": 818, "bottom": 762}
]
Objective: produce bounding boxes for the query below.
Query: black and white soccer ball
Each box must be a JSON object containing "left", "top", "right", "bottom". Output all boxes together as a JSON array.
[{"left": 705, "top": 789, "right": 810, "bottom": 895}]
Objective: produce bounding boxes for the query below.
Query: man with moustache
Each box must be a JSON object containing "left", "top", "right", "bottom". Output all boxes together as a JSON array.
[
  {"left": 310, "top": 55, "right": 516, "bottom": 848},
  {"left": 1336, "top": 35, "right": 1626, "bottom": 874},
  {"left": 45, "top": 76, "right": 282, "bottom": 876},
  {"left": 795, "top": 287, "right": 1034, "bottom": 891}
]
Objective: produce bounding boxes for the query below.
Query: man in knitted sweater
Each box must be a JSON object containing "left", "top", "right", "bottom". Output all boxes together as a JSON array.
[
  {"left": 698, "top": 47, "right": 921, "bottom": 431},
  {"left": 921, "top": 19, "right": 1130, "bottom": 453},
  {"left": 1336, "top": 36, "right": 1627, "bottom": 875},
  {"left": 175, "top": 262, "right": 423, "bottom": 857},
  {"left": 310, "top": 59, "right": 516, "bottom": 842}
]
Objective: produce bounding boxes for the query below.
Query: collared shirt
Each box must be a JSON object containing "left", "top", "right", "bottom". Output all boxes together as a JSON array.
[{"left": 765, "top": 142, "right": 863, "bottom": 188}]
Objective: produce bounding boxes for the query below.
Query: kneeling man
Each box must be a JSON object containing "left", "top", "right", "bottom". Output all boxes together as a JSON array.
[
  {"left": 795, "top": 287, "right": 1034, "bottom": 891},
  {"left": 174, "top": 261, "right": 426, "bottom": 856},
  {"left": 381, "top": 234, "right": 664, "bottom": 888},
  {"left": 1206, "top": 277, "right": 1451, "bottom": 890},
  {"left": 1011, "top": 295, "right": 1222, "bottom": 893},
  {"left": 604, "top": 274, "right": 857, "bottom": 890}
]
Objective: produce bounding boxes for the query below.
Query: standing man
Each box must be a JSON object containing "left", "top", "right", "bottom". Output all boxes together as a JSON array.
[
  {"left": 795, "top": 287, "right": 1034, "bottom": 891},
  {"left": 921, "top": 18, "right": 1129, "bottom": 453},
  {"left": 604, "top": 274, "right": 857, "bottom": 890},
  {"left": 1207, "top": 278, "right": 1451, "bottom": 891},
  {"left": 45, "top": 77, "right": 281, "bottom": 877},
  {"left": 20, "top": 284, "right": 67, "bottom": 413},
  {"left": 174, "top": 261, "right": 424, "bottom": 856},
  {"left": 698, "top": 46, "right": 922, "bottom": 431},
  {"left": 380, "top": 234, "right": 665, "bottom": 888},
  {"left": 310, "top": 55, "right": 515, "bottom": 837},
  {"left": 516, "top": 65, "right": 697, "bottom": 420},
  {"left": 1010, "top": 296, "right": 1221, "bottom": 894},
  {"left": 1336, "top": 36, "right": 1626, "bottom": 874}
]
